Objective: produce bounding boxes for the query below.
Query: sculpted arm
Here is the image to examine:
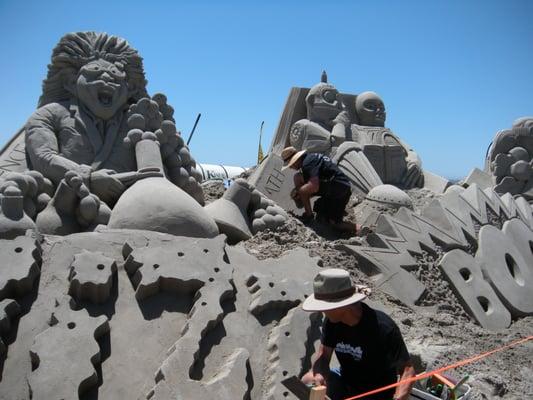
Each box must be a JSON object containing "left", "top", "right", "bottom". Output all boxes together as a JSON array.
[
  {"left": 25, "top": 106, "right": 92, "bottom": 186},
  {"left": 290, "top": 120, "right": 333, "bottom": 153},
  {"left": 405, "top": 149, "right": 422, "bottom": 170}
]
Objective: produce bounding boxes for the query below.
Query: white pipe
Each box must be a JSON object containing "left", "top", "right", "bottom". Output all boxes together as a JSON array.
[{"left": 197, "top": 163, "right": 247, "bottom": 181}]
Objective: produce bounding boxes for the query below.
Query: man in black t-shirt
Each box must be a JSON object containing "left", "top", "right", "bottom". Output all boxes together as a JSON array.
[
  {"left": 281, "top": 146, "right": 354, "bottom": 230},
  {"left": 301, "top": 269, "right": 415, "bottom": 400}
]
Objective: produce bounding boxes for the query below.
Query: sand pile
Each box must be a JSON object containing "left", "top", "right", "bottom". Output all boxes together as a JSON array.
[
  {"left": 242, "top": 187, "right": 533, "bottom": 400},
  {"left": 2, "top": 183, "right": 529, "bottom": 399}
]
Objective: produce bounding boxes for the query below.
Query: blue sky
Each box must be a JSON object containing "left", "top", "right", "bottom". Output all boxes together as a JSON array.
[{"left": 0, "top": 0, "right": 531, "bottom": 179}]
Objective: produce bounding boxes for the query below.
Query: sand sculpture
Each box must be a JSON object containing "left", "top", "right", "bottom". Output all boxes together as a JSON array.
[
  {"left": 339, "top": 184, "right": 533, "bottom": 330},
  {"left": 205, "top": 178, "right": 288, "bottom": 243},
  {"left": 485, "top": 117, "right": 533, "bottom": 201},
  {"left": 0, "top": 32, "right": 532, "bottom": 399},
  {"left": 0, "top": 31, "right": 219, "bottom": 239},
  {"left": 0, "top": 31, "right": 287, "bottom": 241},
  {"left": 248, "top": 74, "right": 451, "bottom": 214},
  {"left": 0, "top": 31, "right": 303, "bottom": 400},
  {"left": 25, "top": 33, "right": 203, "bottom": 205},
  {"left": 287, "top": 73, "right": 423, "bottom": 189}
]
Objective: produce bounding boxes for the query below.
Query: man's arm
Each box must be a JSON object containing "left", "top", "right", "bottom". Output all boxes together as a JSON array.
[
  {"left": 385, "top": 323, "right": 415, "bottom": 400},
  {"left": 301, "top": 344, "right": 333, "bottom": 386},
  {"left": 393, "top": 360, "right": 416, "bottom": 400},
  {"left": 298, "top": 176, "right": 319, "bottom": 216}
]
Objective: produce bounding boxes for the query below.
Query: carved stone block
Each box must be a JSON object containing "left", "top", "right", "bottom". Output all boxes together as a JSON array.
[
  {"left": 148, "top": 348, "right": 249, "bottom": 400},
  {"left": 0, "top": 299, "right": 21, "bottom": 354},
  {"left": 0, "top": 235, "right": 41, "bottom": 300},
  {"left": 248, "top": 154, "right": 298, "bottom": 212},
  {"left": 28, "top": 296, "right": 109, "bottom": 400},
  {"left": 68, "top": 250, "right": 117, "bottom": 304},
  {"left": 423, "top": 170, "right": 451, "bottom": 193},
  {"left": 478, "top": 225, "right": 533, "bottom": 317},
  {"left": 123, "top": 235, "right": 232, "bottom": 301},
  {"left": 439, "top": 249, "right": 511, "bottom": 330},
  {"left": 464, "top": 168, "right": 493, "bottom": 190},
  {"left": 245, "top": 273, "right": 311, "bottom": 315},
  {"left": 502, "top": 219, "right": 533, "bottom": 269},
  {"left": 263, "top": 307, "right": 322, "bottom": 400}
]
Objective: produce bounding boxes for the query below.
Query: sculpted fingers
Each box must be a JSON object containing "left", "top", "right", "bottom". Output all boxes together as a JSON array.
[{"left": 108, "top": 178, "right": 125, "bottom": 195}]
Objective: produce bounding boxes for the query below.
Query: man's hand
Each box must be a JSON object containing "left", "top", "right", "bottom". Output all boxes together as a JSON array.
[
  {"left": 302, "top": 344, "right": 333, "bottom": 390},
  {"left": 90, "top": 169, "right": 125, "bottom": 205},
  {"left": 290, "top": 187, "right": 304, "bottom": 208},
  {"left": 299, "top": 211, "right": 314, "bottom": 223},
  {"left": 393, "top": 361, "right": 416, "bottom": 400},
  {"left": 301, "top": 370, "right": 326, "bottom": 387},
  {"left": 290, "top": 187, "right": 300, "bottom": 200}
]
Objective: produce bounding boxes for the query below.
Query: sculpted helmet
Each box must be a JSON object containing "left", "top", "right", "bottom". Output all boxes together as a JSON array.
[
  {"left": 355, "top": 91, "right": 386, "bottom": 127},
  {"left": 305, "top": 71, "right": 345, "bottom": 126}
]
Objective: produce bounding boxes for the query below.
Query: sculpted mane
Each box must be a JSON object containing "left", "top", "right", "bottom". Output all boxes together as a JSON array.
[{"left": 38, "top": 31, "right": 148, "bottom": 107}]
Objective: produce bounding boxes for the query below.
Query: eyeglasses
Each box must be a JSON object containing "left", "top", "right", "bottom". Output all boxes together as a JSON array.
[{"left": 80, "top": 61, "right": 126, "bottom": 80}]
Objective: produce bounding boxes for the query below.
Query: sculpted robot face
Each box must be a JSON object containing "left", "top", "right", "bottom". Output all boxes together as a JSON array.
[
  {"left": 355, "top": 91, "right": 386, "bottom": 127},
  {"left": 306, "top": 83, "right": 344, "bottom": 127},
  {"left": 74, "top": 59, "right": 129, "bottom": 120}
]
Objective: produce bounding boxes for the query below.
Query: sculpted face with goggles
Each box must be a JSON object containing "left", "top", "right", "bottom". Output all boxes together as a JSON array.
[
  {"left": 71, "top": 59, "right": 129, "bottom": 121},
  {"left": 306, "top": 82, "right": 345, "bottom": 129},
  {"left": 289, "top": 72, "right": 350, "bottom": 154}
]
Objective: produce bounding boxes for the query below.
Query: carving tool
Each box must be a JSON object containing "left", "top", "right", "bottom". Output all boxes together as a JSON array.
[
  {"left": 186, "top": 113, "right": 202, "bottom": 146},
  {"left": 281, "top": 376, "right": 331, "bottom": 400}
]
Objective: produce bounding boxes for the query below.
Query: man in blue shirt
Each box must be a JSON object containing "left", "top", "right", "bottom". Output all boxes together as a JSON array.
[{"left": 282, "top": 146, "right": 354, "bottom": 231}]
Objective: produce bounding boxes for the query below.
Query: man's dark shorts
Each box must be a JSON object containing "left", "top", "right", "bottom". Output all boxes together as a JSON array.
[{"left": 313, "top": 182, "right": 351, "bottom": 223}]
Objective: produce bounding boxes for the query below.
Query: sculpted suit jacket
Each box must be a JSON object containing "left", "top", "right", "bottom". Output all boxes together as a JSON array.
[{"left": 25, "top": 99, "right": 136, "bottom": 186}]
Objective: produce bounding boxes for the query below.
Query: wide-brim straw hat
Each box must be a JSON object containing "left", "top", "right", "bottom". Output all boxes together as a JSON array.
[
  {"left": 302, "top": 268, "right": 370, "bottom": 312},
  {"left": 281, "top": 146, "right": 307, "bottom": 171}
]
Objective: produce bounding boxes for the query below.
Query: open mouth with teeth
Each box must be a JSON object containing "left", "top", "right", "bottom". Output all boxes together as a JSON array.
[{"left": 98, "top": 89, "right": 115, "bottom": 107}]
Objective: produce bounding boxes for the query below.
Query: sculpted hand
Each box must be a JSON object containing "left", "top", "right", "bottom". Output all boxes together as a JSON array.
[
  {"left": 90, "top": 169, "right": 125, "bottom": 205},
  {"left": 330, "top": 111, "right": 351, "bottom": 146},
  {"left": 332, "top": 110, "right": 351, "bottom": 127}
]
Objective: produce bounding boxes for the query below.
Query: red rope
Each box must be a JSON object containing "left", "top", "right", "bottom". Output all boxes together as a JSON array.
[{"left": 343, "top": 335, "right": 533, "bottom": 400}]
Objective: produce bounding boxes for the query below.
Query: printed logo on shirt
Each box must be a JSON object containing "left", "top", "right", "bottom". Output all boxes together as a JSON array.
[{"left": 335, "top": 342, "right": 363, "bottom": 361}]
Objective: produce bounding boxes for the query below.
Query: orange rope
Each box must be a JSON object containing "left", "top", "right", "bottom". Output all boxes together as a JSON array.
[{"left": 343, "top": 335, "right": 533, "bottom": 400}]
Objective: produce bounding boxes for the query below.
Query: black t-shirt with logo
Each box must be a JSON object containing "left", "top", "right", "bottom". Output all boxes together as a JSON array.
[
  {"left": 301, "top": 153, "right": 351, "bottom": 196},
  {"left": 321, "top": 303, "right": 410, "bottom": 400}
]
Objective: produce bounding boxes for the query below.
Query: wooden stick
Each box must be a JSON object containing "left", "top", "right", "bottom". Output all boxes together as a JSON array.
[
  {"left": 433, "top": 373, "right": 455, "bottom": 388},
  {"left": 309, "top": 385, "right": 327, "bottom": 400}
]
